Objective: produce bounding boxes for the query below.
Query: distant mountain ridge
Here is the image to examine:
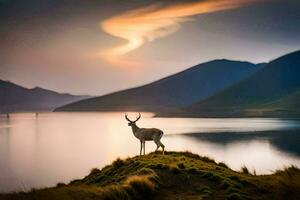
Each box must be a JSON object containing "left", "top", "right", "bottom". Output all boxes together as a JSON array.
[
  {"left": 181, "top": 49, "right": 300, "bottom": 117},
  {"left": 55, "top": 59, "right": 263, "bottom": 112},
  {"left": 0, "top": 80, "right": 89, "bottom": 113}
]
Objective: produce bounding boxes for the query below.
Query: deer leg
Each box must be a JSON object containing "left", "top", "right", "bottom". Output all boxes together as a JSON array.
[
  {"left": 154, "top": 140, "right": 160, "bottom": 151},
  {"left": 159, "top": 141, "right": 165, "bottom": 155},
  {"left": 155, "top": 145, "right": 159, "bottom": 151},
  {"left": 143, "top": 141, "right": 146, "bottom": 155},
  {"left": 140, "top": 140, "right": 142, "bottom": 156}
]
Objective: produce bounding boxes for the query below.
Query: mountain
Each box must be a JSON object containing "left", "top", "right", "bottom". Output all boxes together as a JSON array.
[
  {"left": 184, "top": 50, "right": 300, "bottom": 117},
  {"left": 55, "top": 60, "right": 263, "bottom": 112},
  {"left": 0, "top": 80, "right": 89, "bottom": 113}
]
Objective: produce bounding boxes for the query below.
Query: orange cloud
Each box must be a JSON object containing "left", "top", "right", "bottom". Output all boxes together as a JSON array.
[{"left": 100, "top": 0, "right": 257, "bottom": 66}]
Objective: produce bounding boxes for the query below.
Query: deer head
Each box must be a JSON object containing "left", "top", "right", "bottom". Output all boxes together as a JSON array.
[{"left": 125, "top": 113, "right": 141, "bottom": 126}]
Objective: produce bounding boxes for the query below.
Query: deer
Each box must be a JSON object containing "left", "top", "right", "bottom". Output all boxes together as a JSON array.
[{"left": 125, "top": 113, "right": 165, "bottom": 156}]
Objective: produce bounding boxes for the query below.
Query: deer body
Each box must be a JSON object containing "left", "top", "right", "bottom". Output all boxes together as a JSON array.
[{"left": 126, "top": 113, "right": 165, "bottom": 155}]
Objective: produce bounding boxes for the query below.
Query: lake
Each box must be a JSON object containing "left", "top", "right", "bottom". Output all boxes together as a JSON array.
[{"left": 1, "top": 112, "right": 300, "bottom": 192}]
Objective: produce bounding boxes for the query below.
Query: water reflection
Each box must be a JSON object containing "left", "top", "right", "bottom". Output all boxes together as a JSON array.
[
  {"left": 177, "top": 130, "right": 300, "bottom": 157},
  {"left": 0, "top": 112, "right": 300, "bottom": 192}
]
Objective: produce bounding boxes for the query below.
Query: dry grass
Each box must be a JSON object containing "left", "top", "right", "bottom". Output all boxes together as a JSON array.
[{"left": 1, "top": 151, "right": 300, "bottom": 200}]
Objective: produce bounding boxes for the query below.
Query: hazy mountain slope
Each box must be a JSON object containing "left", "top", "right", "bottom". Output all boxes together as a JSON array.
[
  {"left": 185, "top": 50, "right": 300, "bottom": 116},
  {"left": 261, "top": 89, "right": 300, "bottom": 110},
  {"left": 55, "top": 60, "right": 262, "bottom": 112},
  {"left": 0, "top": 80, "right": 89, "bottom": 112}
]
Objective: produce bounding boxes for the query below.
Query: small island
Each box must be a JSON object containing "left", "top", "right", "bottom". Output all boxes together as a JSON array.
[{"left": 1, "top": 151, "right": 299, "bottom": 200}]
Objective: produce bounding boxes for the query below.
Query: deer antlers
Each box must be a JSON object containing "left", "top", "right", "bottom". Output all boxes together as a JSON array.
[{"left": 125, "top": 113, "right": 141, "bottom": 123}]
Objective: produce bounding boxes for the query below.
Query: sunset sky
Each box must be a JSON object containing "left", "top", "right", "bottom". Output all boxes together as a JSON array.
[{"left": 1, "top": 0, "right": 300, "bottom": 95}]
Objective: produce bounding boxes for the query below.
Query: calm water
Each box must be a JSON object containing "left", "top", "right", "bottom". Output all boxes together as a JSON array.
[{"left": 1, "top": 112, "right": 300, "bottom": 192}]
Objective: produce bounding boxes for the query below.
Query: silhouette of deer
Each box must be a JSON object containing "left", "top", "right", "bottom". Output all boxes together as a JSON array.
[{"left": 125, "top": 113, "right": 165, "bottom": 155}]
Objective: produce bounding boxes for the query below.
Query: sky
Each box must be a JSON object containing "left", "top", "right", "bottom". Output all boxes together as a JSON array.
[{"left": 0, "top": 0, "right": 300, "bottom": 95}]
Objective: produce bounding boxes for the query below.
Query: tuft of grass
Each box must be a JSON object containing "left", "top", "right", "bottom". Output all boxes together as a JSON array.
[
  {"left": 151, "top": 163, "right": 169, "bottom": 170},
  {"left": 173, "top": 151, "right": 201, "bottom": 159},
  {"left": 169, "top": 151, "right": 215, "bottom": 163},
  {"left": 187, "top": 167, "right": 198, "bottom": 173},
  {"left": 275, "top": 166, "right": 300, "bottom": 199},
  {"left": 220, "top": 180, "right": 231, "bottom": 189},
  {"left": 99, "top": 175, "right": 157, "bottom": 200},
  {"left": 218, "top": 162, "right": 229, "bottom": 169},
  {"left": 241, "top": 166, "right": 250, "bottom": 174},
  {"left": 169, "top": 165, "right": 180, "bottom": 174},
  {"left": 197, "top": 185, "right": 212, "bottom": 199},
  {"left": 233, "top": 182, "right": 243, "bottom": 189},
  {"left": 237, "top": 178, "right": 251, "bottom": 186},
  {"left": 124, "top": 175, "right": 156, "bottom": 198},
  {"left": 177, "top": 163, "right": 185, "bottom": 169},
  {"left": 226, "top": 187, "right": 242, "bottom": 197},
  {"left": 202, "top": 171, "right": 223, "bottom": 183},
  {"left": 153, "top": 163, "right": 163, "bottom": 169},
  {"left": 275, "top": 165, "right": 300, "bottom": 175},
  {"left": 56, "top": 182, "right": 66, "bottom": 187},
  {"left": 197, "top": 185, "right": 211, "bottom": 194},
  {"left": 69, "top": 179, "right": 81, "bottom": 185},
  {"left": 209, "top": 174, "right": 223, "bottom": 183},
  {"left": 90, "top": 168, "right": 101, "bottom": 175},
  {"left": 112, "top": 158, "right": 125, "bottom": 169},
  {"left": 100, "top": 185, "right": 129, "bottom": 200},
  {"left": 202, "top": 171, "right": 214, "bottom": 178},
  {"left": 147, "top": 174, "right": 160, "bottom": 185},
  {"left": 200, "top": 156, "right": 216, "bottom": 164},
  {"left": 253, "top": 169, "right": 257, "bottom": 176},
  {"left": 229, "top": 175, "right": 240, "bottom": 182},
  {"left": 226, "top": 193, "right": 242, "bottom": 200},
  {"left": 137, "top": 168, "right": 155, "bottom": 175}
]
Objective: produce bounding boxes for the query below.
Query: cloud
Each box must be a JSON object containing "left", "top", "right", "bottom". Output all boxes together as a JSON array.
[{"left": 100, "top": 0, "right": 258, "bottom": 66}]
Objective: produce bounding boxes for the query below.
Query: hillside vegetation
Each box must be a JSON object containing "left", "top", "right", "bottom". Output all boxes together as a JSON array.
[
  {"left": 1, "top": 151, "right": 300, "bottom": 200},
  {"left": 261, "top": 89, "right": 300, "bottom": 110}
]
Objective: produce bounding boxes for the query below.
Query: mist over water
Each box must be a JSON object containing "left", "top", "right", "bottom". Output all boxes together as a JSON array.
[{"left": 1, "top": 112, "right": 300, "bottom": 192}]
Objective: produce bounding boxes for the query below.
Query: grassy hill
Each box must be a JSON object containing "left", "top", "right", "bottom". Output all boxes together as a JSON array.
[
  {"left": 55, "top": 60, "right": 262, "bottom": 112},
  {"left": 1, "top": 151, "right": 300, "bottom": 200}
]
